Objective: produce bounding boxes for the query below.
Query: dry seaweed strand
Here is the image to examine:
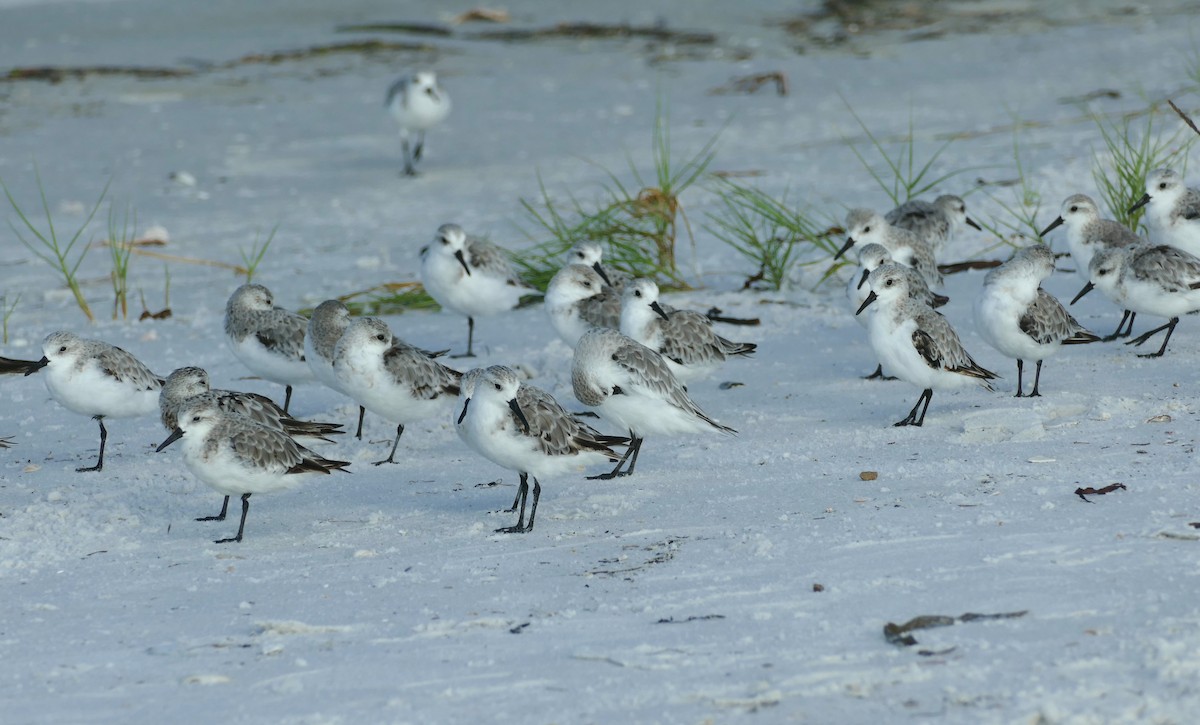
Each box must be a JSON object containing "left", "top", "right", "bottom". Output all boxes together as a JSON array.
[{"left": 1075, "top": 483, "right": 1127, "bottom": 502}]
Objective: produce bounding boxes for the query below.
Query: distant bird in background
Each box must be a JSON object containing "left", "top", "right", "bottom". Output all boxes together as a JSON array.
[{"left": 385, "top": 71, "right": 451, "bottom": 176}]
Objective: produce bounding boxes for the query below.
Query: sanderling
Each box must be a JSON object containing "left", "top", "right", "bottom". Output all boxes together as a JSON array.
[
  {"left": 160, "top": 366, "right": 343, "bottom": 441},
  {"left": 566, "top": 242, "right": 632, "bottom": 294},
  {"left": 1130, "top": 168, "right": 1200, "bottom": 257},
  {"left": 544, "top": 263, "right": 622, "bottom": 347},
  {"left": 333, "top": 317, "right": 463, "bottom": 465},
  {"left": 25, "top": 331, "right": 163, "bottom": 471},
  {"left": 836, "top": 208, "right": 942, "bottom": 288},
  {"left": 385, "top": 71, "right": 451, "bottom": 176},
  {"left": 1072, "top": 244, "right": 1200, "bottom": 358},
  {"left": 456, "top": 365, "right": 629, "bottom": 533},
  {"left": 619, "top": 278, "right": 756, "bottom": 383},
  {"left": 885, "top": 194, "right": 980, "bottom": 255},
  {"left": 572, "top": 327, "right": 735, "bottom": 479},
  {"left": 858, "top": 265, "right": 998, "bottom": 426},
  {"left": 974, "top": 245, "right": 1099, "bottom": 397},
  {"left": 1039, "top": 193, "right": 1143, "bottom": 340},
  {"left": 157, "top": 397, "right": 350, "bottom": 544},
  {"left": 306, "top": 299, "right": 368, "bottom": 438},
  {"left": 420, "top": 223, "right": 534, "bottom": 357},
  {"left": 225, "top": 284, "right": 315, "bottom": 414},
  {"left": 848, "top": 243, "right": 948, "bottom": 380},
  {"left": 1040, "top": 194, "right": 1142, "bottom": 280}
]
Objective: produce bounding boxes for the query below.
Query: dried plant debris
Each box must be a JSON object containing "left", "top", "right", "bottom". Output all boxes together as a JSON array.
[
  {"left": 937, "top": 259, "right": 1003, "bottom": 274},
  {"left": 709, "top": 72, "right": 788, "bottom": 96},
  {"left": 336, "top": 22, "right": 454, "bottom": 36},
  {"left": 655, "top": 614, "right": 725, "bottom": 624},
  {"left": 1075, "top": 483, "right": 1127, "bottom": 502},
  {"left": 474, "top": 22, "right": 716, "bottom": 45},
  {"left": 3, "top": 41, "right": 437, "bottom": 84},
  {"left": 1169, "top": 99, "right": 1200, "bottom": 138},
  {"left": 451, "top": 8, "right": 511, "bottom": 25},
  {"left": 705, "top": 307, "right": 761, "bottom": 326},
  {"left": 884, "top": 610, "right": 1028, "bottom": 653}
]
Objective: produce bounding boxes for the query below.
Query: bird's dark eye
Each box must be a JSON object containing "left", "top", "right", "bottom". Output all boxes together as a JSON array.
[
  {"left": 375, "top": 334, "right": 386, "bottom": 342},
  {"left": 59, "top": 345, "right": 67, "bottom": 352},
  {"left": 634, "top": 290, "right": 642, "bottom": 297},
  {"left": 885, "top": 279, "right": 894, "bottom": 286},
  {"left": 192, "top": 415, "right": 201, "bottom": 422},
  {"left": 864, "top": 226, "right": 872, "bottom": 233},
  {"left": 440, "top": 238, "right": 449, "bottom": 245},
  {"left": 1069, "top": 206, "right": 1078, "bottom": 213},
  {"left": 1160, "top": 183, "right": 1168, "bottom": 190},
  {"left": 611, "top": 354, "right": 619, "bottom": 361},
  {"left": 494, "top": 383, "right": 502, "bottom": 391}
]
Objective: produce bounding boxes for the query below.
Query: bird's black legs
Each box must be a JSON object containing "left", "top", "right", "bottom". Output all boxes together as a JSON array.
[
  {"left": 77, "top": 416, "right": 108, "bottom": 472},
  {"left": 496, "top": 473, "right": 532, "bottom": 534},
  {"left": 1014, "top": 360, "right": 1025, "bottom": 397},
  {"left": 864, "top": 364, "right": 885, "bottom": 380},
  {"left": 894, "top": 389, "right": 933, "bottom": 427},
  {"left": 215, "top": 494, "right": 251, "bottom": 544},
  {"left": 355, "top": 405, "right": 366, "bottom": 440},
  {"left": 1103, "top": 310, "right": 1135, "bottom": 341},
  {"left": 283, "top": 385, "right": 294, "bottom": 415},
  {"left": 452, "top": 318, "right": 477, "bottom": 359},
  {"left": 1028, "top": 360, "right": 1044, "bottom": 397},
  {"left": 588, "top": 435, "right": 643, "bottom": 480},
  {"left": 372, "top": 423, "right": 405, "bottom": 466},
  {"left": 196, "top": 495, "right": 230, "bottom": 522},
  {"left": 413, "top": 130, "right": 425, "bottom": 162},
  {"left": 401, "top": 137, "right": 416, "bottom": 177},
  {"left": 1126, "top": 317, "right": 1178, "bottom": 358}
]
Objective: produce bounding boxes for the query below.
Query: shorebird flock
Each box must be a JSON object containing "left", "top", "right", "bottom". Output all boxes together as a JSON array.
[{"left": 3, "top": 71, "right": 1200, "bottom": 543}]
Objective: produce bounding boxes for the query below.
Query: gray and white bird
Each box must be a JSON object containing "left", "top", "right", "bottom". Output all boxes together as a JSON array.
[
  {"left": 974, "top": 245, "right": 1099, "bottom": 397},
  {"left": 385, "top": 71, "right": 451, "bottom": 176},
  {"left": 837, "top": 208, "right": 942, "bottom": 289},
  {"left": 333, "top": 317, "right": 462, "bottom": 465},
  {"left": 571, "top": 327, "right": 735, "bottom": 479},
  {"left": 1130, "top": 168, "right": 1200, "bottom": 258},
  {"left": 1072, "top": 243, "right": 1200, "bottom": 358},
  {"left": 26, "top": 331, "right": 163, "bottom": 471},
  {"left": 305, "top": 299, "right": 369, "bottom": 438},
  {"left": 858, "top": 265, "right": 997, "bottom": 426},
  {"left": 885, "top": 194, "right": 980, "bottom": 257},
  {"left": 160, "top": 366, "right": 343, "bottom": 441},
  {"left": 1040, "top": 193, "right": 1144, "bottom": 340},
  {"left": 456, "top": 365, "right": 629, "bottom": 533},
  {"left": 566, "top": 242, "right": 633, "bottom": 294},
  {"left": 157, "top": 397, "right": 350, "bottom": 544},
  {"left": 420, "top": 223, "right": 534, "bottom": 358},
  {"left": 847, "top": 243, "right": 948, "bottom": 380},
  {"left": 618, "top": 278, "right": 756, "bottom": 383},
  {"left": 224, "top": 284, "right": 314, "bottom": 414},
  {"left": 544, "top": 263, "right": 622, "bottom": 347}
]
